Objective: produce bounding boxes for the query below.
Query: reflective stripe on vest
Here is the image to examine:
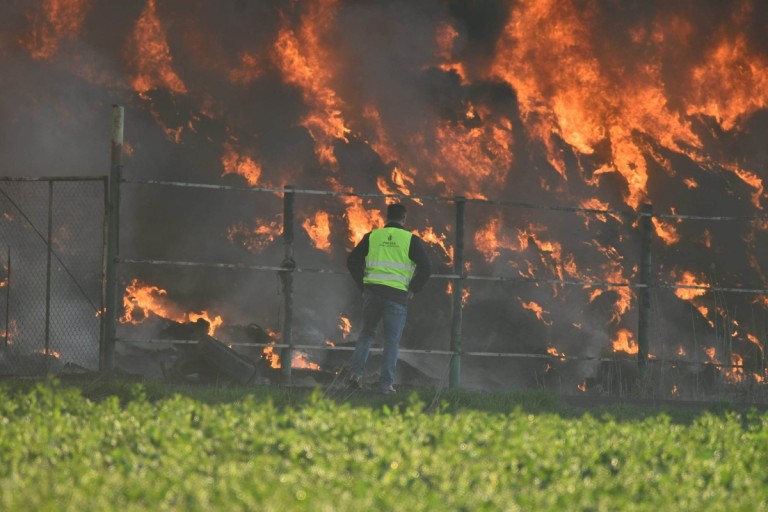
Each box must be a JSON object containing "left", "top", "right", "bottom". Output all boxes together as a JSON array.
[{"left": 363, "top": 228, "right": 416, "bottom": 291}]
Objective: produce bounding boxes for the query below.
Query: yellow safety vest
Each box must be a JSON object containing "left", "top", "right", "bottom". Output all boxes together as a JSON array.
[{"left": 363, "top": 228, "right": 416, "bottom": 291}]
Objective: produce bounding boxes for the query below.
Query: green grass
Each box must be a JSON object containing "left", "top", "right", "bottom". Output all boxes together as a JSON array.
[{"left": 1, "top": 379, "right": 767, "bottom": 511}]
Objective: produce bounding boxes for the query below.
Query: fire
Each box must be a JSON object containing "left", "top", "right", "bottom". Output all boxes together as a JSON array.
[
  {"left": 221, "top": 142, "right": 262, "bottom": 186},
  {"left": 226, "top": 218, "right": 282, "bottom": 253},
  {"left": 547, "top": 347, "right": 566, "bottom": 360},
  {"left": 652, "top": 218, "right": 681, "bottom": 245},
  {"left": 671, "top": 385, "right": 679, "bottom": 395},
  {"left": 263, "top": 343, "right": 321, "bottom": 371},
  {"left": 746, "top": 333, "right": 764, "bottom": 353},
  {"left": 577, "top": 379, "right": 587, "bottom": 393},
  {"left": 413, "top": 227, "right": 453, "bottom": 264},
  {"left": 121, "top": 279, "right": 223, "bottom": 336},
  {"left": 520, "top": 300, "right": 551, "bottom": 325},
  {"left": 674, "top": 271, "right": 709, "bottom": 301},
  {"left": 302, "top": 210, "right": 332, "bottom": 252},
  {"left": 446, "top": 282, "right": 470, "bottom": 307},
  {"left": 727, "top": 166, "right": 765, "bottom": 210},
  {"left": 37, "top": 348, "right": 62, "bottom": 359},
  {"left": 428, "top": 112, "right": 514, "bottom": 197},
  {"left": 578, "top": 198, "right": 622, "bottom": 227},
  {"left": 474, "top": 214, "right": 521, "bottom": 262},
  {"left": 724, "top": 353, "right": 745, "bottom": 384},
  {"left": 678, "top": 346, "right": 686, "bottom": 357},
  {"left": 338, "top": 315, "right": 351, "bottom": 339},
  {"left": 272, "top": 0, "right": 349, "bottom": 167},
  {"left": 489, "top": 0, "right": 702, "bottom": 208},
  {"left": 434, "top": 21, "right": 468, "bottom": 83},
  {"left": 3, "top": 319, "right": 19, "bottom": 346},
  {"left": 326, "top": 178, "right": 381, "bottom": 246},
  {"left": 687, "top": 21, "right": 768, "bottom": 132},
  {"left": 611, "top": 328, "right": 638, "bottom": 355},
  {"left": 129, "top": 0, "right": 188, "bottom": 99},
  {"left": 20, "top": 0, "right": 90, "bottom": 60}
]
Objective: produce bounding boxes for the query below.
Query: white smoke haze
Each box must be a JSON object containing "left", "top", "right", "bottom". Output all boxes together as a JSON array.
[{"left": 0, "top": 0, "right": 766, "bottom": 393}]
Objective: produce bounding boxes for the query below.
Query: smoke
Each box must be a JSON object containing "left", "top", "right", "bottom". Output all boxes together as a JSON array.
[{"left": 0, "top": 0, "right": 766, "bottom": 391}]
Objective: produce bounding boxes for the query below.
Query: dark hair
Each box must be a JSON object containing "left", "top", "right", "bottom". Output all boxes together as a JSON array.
[{"left": 386, "top": 203, "right": 407, "bottom": 221}]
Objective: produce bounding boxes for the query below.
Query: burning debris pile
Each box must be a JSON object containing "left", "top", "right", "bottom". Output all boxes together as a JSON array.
[{"left": 1, "top": 0, "right": 767, "bottom": 395}]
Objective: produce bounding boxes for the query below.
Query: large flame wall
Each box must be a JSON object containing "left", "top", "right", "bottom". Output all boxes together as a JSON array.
[{"left": 1, "top": 0, "right": 767, "bottom": 391}]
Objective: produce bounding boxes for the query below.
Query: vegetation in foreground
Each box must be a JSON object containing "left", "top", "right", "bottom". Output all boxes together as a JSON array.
[{"left": 0, "top": 379, "right": 767, "bottom": 511}]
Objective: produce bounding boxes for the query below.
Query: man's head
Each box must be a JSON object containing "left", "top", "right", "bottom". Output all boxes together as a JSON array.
[{"left": 386, "top": 203, "right": 407, "bottom": 225}]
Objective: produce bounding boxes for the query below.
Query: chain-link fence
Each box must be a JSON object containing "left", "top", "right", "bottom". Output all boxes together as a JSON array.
[{"left": 0, "top": 178, "right": 106, "bottom": 376}]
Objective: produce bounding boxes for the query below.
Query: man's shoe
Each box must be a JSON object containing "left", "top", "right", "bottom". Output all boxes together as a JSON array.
[
  {"left": 347, "top": 373, "right": 362, "bottom": 389},
  {"left": 378, "top": 385, "right": 396, "bottom": 395}
]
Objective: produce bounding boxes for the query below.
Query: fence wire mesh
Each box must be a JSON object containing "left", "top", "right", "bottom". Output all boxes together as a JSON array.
[{"left": 0, "top": 178, "right": 105, "bottom": 376}]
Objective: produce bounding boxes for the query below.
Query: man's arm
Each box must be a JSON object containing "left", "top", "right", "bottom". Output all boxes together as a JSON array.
[
  {"left": 408, "top": 236, "right": 432, "bottom": 294},
  {"left": 347, "top": 233, "right": 370, "bottom": 291}
]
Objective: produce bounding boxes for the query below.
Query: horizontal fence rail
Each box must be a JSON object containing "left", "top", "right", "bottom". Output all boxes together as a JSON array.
[{"left": 113, "top": 178, "right": 768, "bottom": 391}]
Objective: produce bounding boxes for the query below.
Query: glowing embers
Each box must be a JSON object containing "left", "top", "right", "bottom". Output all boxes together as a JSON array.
[
  {"left": 2, "top": 319, "right": 19, "bottom": 346},
  {"left": 226, "top": 217, "right": 282, "bottom": 253},
  {"left": 20, "top": 0, "right": 90, "bottom": 60},
  {"left": 121, "top": 278, "right": 223, "bottom": 336}
]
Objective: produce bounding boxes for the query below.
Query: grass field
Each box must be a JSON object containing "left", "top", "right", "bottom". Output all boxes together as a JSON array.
[{"left": 1, "top": 379, "right": 767, "bottom": 511}]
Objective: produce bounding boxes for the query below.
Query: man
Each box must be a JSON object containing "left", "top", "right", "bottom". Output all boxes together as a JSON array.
[{"left": 346, "top": 203, "right": 432, "bottom": 394}]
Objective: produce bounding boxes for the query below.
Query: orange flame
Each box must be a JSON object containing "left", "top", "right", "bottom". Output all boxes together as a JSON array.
[
  {"left": 120, "top": 279, "right": 223, "bottom": 336},
  {"left": 263, "top": 343, "right": 321, "bottom": 371},
  {"left": 687, "top": 17, "right": 768, "bottom": 132},
  {"left": 577, "top": 379, "right": 587, "bottom": 393},
  {"left": 674, "top": 271, "right": 709, "bottom": 301},
  {"left": 547, "top": 346, "right": 566, "bottom": 360},
  {"left": 434, "top": 21, "right": 468, "bottom": 83},
  {"left": 37, "top": 348, "right": 62, "bottom": 359},
  {"left": 652, "top": 218, "right": 681, "bottom": 245},
  {"left": 21, "top": 0, "right": 90, "bottom": 60},
  {"left": 302, "top": 210, "right": 332, "bottom": 252},
  {"left": 130, "top": 0, "right": 187, "bottom": 99},
  {"left": 3, "top": 319, "right": 19, "bottom": 345},
  {"left": 272, "top": 0, "right": 348, "bottom": 167},
  {"left": 489, "top": 0, "right": 702, "bottom": 208},
  {"left": 338, "top": 315, "right": 351, "bottom": 339},
  {"left": 611, "top": 328, "right": 638, "bottom": 355},
  {"left": 221, "top": 142, "right": 262, "bottom": 186},
  {"left": 413, "top": 227, "right": 453, "bottom": 264},
  {"left": 724, "top": 353, "right": 745, "bottom": 384},
  {"left": 520, "top": 300, "right": 552, "bottom": 325}
]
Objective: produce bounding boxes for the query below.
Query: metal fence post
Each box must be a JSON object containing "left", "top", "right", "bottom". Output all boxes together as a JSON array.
[
  {"left": 102, "top": 105, "right": 124, "bottom": 373},
  {"left": 4, "top": 246, "right": 10, "bottom": 348},
  {"left": 450, "top": 197, "right": 466, "bottom": 388},
  {"left": 45, "top": 181, "right": 53, "bottom": 374},
  {"left": 280, "top": 185, "right": 296, "bottom": 383},
  {"left": 637, "top": 203, "right": 653, "bottom": 378}
]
